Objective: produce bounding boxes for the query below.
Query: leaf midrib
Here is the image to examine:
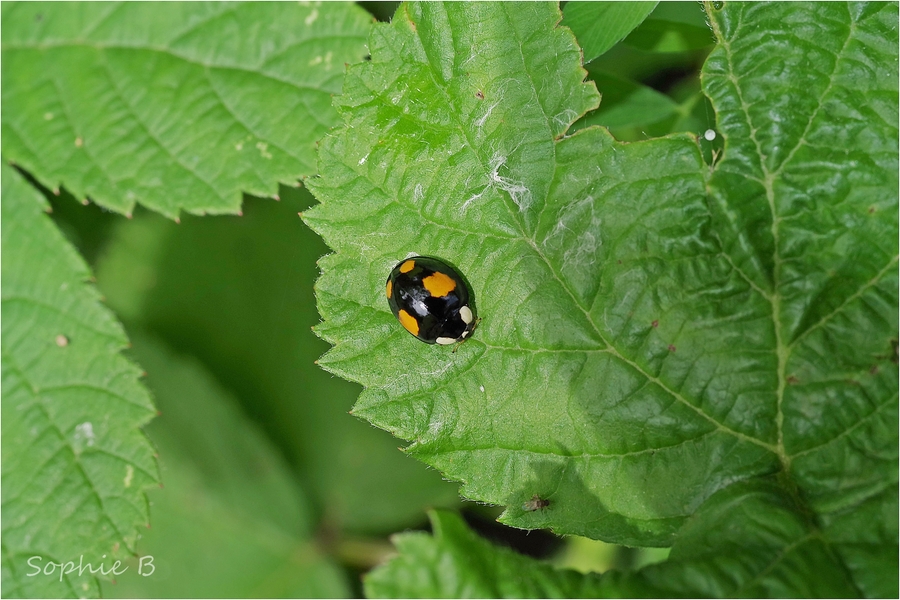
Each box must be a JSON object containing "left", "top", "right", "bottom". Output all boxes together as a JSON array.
[
  {"left": 705, "top": 3, "right": 875, "bottom": 594},
  {"left": 705, "top": 1, "right": 872, "bottom": 473}
]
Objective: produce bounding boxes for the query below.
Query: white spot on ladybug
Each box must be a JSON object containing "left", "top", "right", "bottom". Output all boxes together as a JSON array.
[
  {"left": 436, "top": 337, "right": 457, "bottom": 345},
  {"left": 459, "top": 305, "right": 473, "bottom": 324}
]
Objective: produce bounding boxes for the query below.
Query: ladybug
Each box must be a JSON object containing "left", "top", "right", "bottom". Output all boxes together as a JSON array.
[{"left": 386, "top": 256, "right": 477, "bottom": 346}]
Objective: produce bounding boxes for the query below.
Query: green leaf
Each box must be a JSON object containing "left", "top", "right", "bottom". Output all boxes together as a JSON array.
[
  {"left": 101, "top": 333, "right": 350, "bottom": 598},
  {"left": 366, "top": 510, "right": 608, "bottom": 598},
  {"left": 1, "top": 2, "right": 370, "bottom": 218},
  {"left": 369, "top": 480, "right": 865, "bottom": 598},
  {"left": 1, "top": 163, "right": 158, "bottom": 598},
  {"left": 561, "top": 1, "right": 659, "bottom": 63},
  {"left": 307, "top": 0, "right": 753, "bottom": 546},
  {"left": 702, "top": 2, "right": 899, "bottom": 595},
  {"left": 572, "top": 69, "right": 680, "bottom": 130},
  {"left": 622, "top": 1, "right": 715, "bottom": 53},
  {"left": 304, "top": 0, "right": 898, "bottom": 595}
]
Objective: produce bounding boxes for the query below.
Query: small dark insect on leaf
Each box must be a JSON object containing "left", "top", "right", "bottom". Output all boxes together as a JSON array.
[
  {"left": 523, "top": 494, "right": 550, "bottom": 512},
  {"left": 475, "top": 90, "right": 484, "bottom": 99}
]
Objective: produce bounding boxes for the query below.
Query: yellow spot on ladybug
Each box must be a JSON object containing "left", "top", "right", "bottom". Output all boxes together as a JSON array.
[
  {"left": 423, "top": 271, "right": 456, "bottom": 297},
  {"left": 386, "top": 279, "right": 393, "bottom": 299},
  {"left": 400, "top": 260, "right": 415, "bottom": 273},
  {"left": 398, "top": 309, "right": 419, "bottom": 336}
]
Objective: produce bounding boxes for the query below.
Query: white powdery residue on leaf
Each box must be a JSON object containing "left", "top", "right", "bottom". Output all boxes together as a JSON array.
[
  {"left": 542, "top": 195, "right": 603, "bottom": 272},
  {"left": 463, "top": 151, "right": 533, "bottom": 213},
  {"left": 256, "top": 142, "right": 273, "bottom": 159},
  {"left": 487, "top": 153, "right": 532, "bottom": 213},
  {"left": 74, "top": 421, "right": 96, "bottom": 452}
]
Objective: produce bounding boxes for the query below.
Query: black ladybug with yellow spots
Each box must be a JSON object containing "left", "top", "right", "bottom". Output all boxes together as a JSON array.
[{"left": 386, "top": 256, "right": 477, "bottom": 345}]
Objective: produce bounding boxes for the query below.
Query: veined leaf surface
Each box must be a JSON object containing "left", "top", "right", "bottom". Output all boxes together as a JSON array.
[
  {"left": 1, "top": 2, "right": 370, "bottom": 218},
  {"left": 304, "top": 2, "right": 898, "bottom": 595},
  {"left": 1, "top": 163, "right": 158, "bottom": 598}
]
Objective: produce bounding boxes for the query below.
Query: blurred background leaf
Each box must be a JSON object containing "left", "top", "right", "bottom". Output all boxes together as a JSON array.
[
  {"left": 572, "top": 2, "right": 719, "bottom": 146},
  {"left": 561, "top": 1, "right": 659, "bottom": 63},
  {"left": 100, "top": 333, "right": 349, "bottom": 598}
]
